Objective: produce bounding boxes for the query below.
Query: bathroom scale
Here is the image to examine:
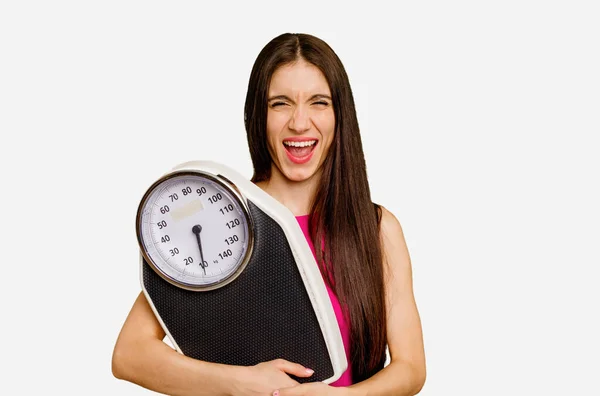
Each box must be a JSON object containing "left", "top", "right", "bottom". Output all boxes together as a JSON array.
[{"left": 136, "top": 160, "right": 347, "bottom": 384}]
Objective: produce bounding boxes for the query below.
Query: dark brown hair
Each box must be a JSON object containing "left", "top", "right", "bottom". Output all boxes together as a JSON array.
[{"left": 244, "top": 33, "right": 386, "bottom": 383}]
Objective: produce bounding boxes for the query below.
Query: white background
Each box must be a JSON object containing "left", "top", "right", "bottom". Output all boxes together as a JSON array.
[{"left": 1, "top": 1, "right": 598, "bottom": 395}]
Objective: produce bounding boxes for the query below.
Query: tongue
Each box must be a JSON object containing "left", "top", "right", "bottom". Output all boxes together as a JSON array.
[{"left": 287, "top": 145, "right": 313, "bottom": 157}]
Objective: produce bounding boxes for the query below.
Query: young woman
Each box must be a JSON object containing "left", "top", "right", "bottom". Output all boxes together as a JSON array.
[{"left": 112, "top": 33, "right": 426, "bottom": 396}]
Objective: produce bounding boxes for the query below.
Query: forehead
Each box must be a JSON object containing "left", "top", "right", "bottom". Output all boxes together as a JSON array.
[{"left": 268, "top": 60, "right": 330, "bottom": 95}]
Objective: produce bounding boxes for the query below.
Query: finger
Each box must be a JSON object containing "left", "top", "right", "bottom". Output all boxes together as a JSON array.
[
  {"left": 274, "top": 384, "right": 304, "bottom": 396},
  {"left": 277, "top": 374, "right": 300, "bottom": 389},
  {"left": 273, "top": 384, "right": 318, "bottom": 396},
  {"left": 273, "top": 359, "right": 314, "bottom": 378},
  {"left": 282, "top": 378, "right": 300, "bottom": 389},
  {"left": 277, "top": 383, "right": 324, "bottom": 396}
]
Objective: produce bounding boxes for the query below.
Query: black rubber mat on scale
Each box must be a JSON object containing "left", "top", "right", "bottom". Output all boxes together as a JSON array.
[{"left": 143, "top": 200, "right": 333, "bottom": 383}]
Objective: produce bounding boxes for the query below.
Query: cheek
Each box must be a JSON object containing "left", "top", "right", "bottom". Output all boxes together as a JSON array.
[
  {"left": 265, "top": 132, "right": 278, "bottom": 157},
  {"left": 313, "top": 112, "right": 335, "bottom": 142},
  {"left": 266, "top": 114, "right": 283, "bottom": 145},
  {"left": 267, "top": 111, "right": 290, "bottom": 131}
]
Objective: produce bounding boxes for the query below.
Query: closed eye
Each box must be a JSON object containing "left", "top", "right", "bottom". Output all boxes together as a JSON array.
[
  {"left": 313, "top": 101, "right": 329, "bottom": 106},
  {"left": 270, "top": 101, "right": 287, "bottom": 108}
]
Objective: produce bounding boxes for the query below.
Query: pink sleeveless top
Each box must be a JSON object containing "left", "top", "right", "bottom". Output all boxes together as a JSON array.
[{"left": 295, "top": 214, "right": 353, "bottom": 386}]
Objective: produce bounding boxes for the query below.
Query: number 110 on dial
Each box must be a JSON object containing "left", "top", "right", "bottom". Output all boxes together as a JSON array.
[{"left": 136, "top": 171, "right": 254, "bottom": 291}]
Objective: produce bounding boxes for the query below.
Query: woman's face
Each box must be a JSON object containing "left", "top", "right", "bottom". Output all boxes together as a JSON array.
[{"left": 266, "top": 59, "right": 335, "bottom": 183}]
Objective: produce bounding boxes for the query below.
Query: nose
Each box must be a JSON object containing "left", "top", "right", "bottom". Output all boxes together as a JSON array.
[{"left": 288, "top": 105, "right": 311, "bottom": 134}]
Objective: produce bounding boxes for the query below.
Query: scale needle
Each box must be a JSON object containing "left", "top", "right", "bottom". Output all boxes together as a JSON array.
[{"left": 192, "top": 224, "right": 207, "bottom": 275}]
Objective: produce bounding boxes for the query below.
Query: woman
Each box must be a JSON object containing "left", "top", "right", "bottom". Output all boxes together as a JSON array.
[{"left": 112, "top": 33, "right": 426, "bottom": 396}]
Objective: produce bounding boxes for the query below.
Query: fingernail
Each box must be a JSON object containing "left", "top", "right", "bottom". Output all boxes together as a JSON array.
[
  {"left": 306, "top": 368, "right": 314, "bottom": 374},
  {"left": 273, "top": 391, "right": 279, "bottom": 396}
]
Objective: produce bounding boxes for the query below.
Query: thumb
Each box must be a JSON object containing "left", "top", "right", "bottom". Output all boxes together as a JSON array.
[{"left": 273, "top": 359, "right": 314, "bottom": 378}]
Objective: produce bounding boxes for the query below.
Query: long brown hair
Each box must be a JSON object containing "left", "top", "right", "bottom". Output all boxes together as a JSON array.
[{"left": 244, "top": 33, "right": 386, "bottom": 383}]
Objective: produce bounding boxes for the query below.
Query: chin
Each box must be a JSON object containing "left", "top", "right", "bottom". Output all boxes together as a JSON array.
[{"left": 283, "top": 166, "right": 318, "bottom": 182}]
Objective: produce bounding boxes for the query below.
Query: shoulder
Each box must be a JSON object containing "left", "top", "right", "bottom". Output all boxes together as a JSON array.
[
  {"left": 377, "top": 205, "right": 405, "bottom": 242},
  {"left": 376, "top": 205, "right": 411, "bottom": 275}
]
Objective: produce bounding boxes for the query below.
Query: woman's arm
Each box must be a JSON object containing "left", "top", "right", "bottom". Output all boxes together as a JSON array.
[
  {"left": 276, "top": 207, "right": 427, "bottom": 396},
  {"left": 112, "top": 292, "right": 314, "bottom": 396},
  {"left": 347, "top": 206, "right": 426, "bottom": 395}
]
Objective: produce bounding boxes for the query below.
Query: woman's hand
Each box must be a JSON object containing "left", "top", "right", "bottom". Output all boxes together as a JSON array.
[
  {"left": 230, "top": 358, "right": 315, "bottom": 396},
  {"left": 274, "top": 382, "right": 345, "bottom": 396}
]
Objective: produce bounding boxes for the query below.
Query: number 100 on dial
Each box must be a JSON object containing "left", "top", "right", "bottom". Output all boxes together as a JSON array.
[{"left": 136, "top": 171, "right": 254, "bottom": 291}]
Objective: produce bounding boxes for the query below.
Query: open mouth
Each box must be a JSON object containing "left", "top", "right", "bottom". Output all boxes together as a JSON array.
[{"left": 283, "top": 139, "right": 318, "bottom": 164}]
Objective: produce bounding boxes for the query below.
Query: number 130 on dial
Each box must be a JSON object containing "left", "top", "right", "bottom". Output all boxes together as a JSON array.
[{"left": 136, "top": 171, "right": 254, "bottom": 291}]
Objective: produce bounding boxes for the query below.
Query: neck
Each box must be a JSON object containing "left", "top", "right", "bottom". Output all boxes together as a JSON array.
[{"left": 254, "top": 167, "right": 321, "bottom": 217}]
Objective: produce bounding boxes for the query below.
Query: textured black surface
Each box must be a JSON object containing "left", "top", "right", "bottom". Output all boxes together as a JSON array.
[{"left": 143, "top": 200, "right": 334, "bottom": 382}]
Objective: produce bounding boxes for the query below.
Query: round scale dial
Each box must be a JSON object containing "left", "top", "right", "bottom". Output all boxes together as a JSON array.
[{"left": 136, "top": 171, "right": 253, "bottom": 291}]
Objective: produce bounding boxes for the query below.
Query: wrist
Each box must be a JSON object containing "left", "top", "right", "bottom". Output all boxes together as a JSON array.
[{"left": 225, "top": 365, "right": 250, "bottom": 396}]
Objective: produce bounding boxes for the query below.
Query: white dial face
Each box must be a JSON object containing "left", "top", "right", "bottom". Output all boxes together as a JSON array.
[{"left": 138, "top": 173, "right": 251, "bottom": 290}]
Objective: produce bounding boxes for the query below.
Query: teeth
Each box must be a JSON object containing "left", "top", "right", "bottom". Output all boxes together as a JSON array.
[{"left": 283, "top": 140, "right": 317, "bottom": 148}]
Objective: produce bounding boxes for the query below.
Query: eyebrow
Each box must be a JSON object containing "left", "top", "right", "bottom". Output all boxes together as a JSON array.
[{"left": 267, "top": 94, "right": 332, "bottom": 102}]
